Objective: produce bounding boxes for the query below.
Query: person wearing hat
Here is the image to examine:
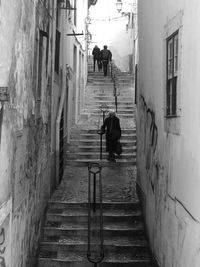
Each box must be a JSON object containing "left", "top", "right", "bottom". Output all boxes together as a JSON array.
[
  {"left": 100, "top": 45, "right": 112, "bottom": 76},
  {"left": 100, "top": 110, "right": 121, "bottom": 162}
]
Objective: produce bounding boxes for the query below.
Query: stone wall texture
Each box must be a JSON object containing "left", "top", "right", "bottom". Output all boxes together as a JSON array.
[{"left": 0, "top": 0, "right": 54, "bottom": 266}]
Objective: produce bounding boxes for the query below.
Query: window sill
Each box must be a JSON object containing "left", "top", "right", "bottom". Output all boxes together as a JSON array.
[{"left": 165, "top": 115, "right": 179, "bottom": 119}]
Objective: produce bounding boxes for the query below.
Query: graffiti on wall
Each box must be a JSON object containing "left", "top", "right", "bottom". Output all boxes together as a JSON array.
[
  {"left": 140, "top": 95, "right": 159, "bottom": 192},
  {"left": 0, "top": 229, "right": 6, "bottom": 267}
]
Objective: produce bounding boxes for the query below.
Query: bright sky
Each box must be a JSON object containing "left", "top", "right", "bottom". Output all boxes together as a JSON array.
[
  {"left": 88, "top": 0, "right": 136, "bottom": 50},
  {"left": 89, "top": 0, "right": 130, "bottom": 50}
]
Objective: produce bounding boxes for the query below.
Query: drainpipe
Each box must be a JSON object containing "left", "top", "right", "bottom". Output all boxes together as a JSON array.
[
  {"left": 55, "top": 74, "right": 66, "bottom": 186},
  {"left": 55, "top": 6, "right": 67, "bottom": 186}
]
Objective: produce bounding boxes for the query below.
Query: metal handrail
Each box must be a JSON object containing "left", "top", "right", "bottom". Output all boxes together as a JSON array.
[
  {"left": 110, "top": 62, "right": 114, "bottom": 82},
  {"left": 87, "top": 163, "right": 104, "bottom": 266},
  {"left": 113, "top": 76, "right": 120, "bottom": 113},
  {"left": 110, "top": 62, "right": 120, "bottom": 113},
  {"left": 98, "top": 104, "right": 108, "bottom": 160}
]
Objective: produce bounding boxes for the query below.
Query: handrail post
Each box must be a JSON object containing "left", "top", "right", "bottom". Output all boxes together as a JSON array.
[
  {"left": 100, "top": 133, "right": 102, "bottom": 160},
  {"left": 87, "top": 163, "right": 104, "bottom": 265},
  {"left": 98, "top": 104, "right": 109, "bottom": 160},
  {"left": 93, "top": 173, "right": 96, "bottom": 212}
]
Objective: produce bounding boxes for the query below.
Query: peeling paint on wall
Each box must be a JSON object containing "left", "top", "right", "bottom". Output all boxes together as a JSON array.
[{"left": 0, "top": 0, "right": 54, "bottom": 266}]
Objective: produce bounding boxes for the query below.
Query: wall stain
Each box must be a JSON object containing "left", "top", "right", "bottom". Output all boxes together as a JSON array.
[
  {"left": 0, "top": 229, "right": 6, "bottom": 267},
  {"left": 140, "top": 95, "right": 159, "bottom": 193}
]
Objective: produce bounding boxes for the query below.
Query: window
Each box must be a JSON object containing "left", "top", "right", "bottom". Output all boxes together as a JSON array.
[
  {"left": 55, "top": 29, "right": 61, "bottom": 73},
  {"left": 37, "top": 30, "right": 48, "bottom": 101},
  {"left": 35, "top": 29, "right": 48, "bottom": 117},
  {"left": 166, "top": 31, "right": 178, "bottom": 117}
]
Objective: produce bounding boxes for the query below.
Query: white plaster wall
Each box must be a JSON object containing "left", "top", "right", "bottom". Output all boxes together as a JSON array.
[{"left": 137, "top": 0, "right": 200, "bottom": 266}]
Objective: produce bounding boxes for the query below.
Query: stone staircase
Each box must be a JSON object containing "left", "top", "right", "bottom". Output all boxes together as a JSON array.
[
  {"left": 36, "top": 61, "right": 156, "bottom": 267},
  {"left": 66, "top": 64, "right": 137, "bottom": 167},
  {"left": 37, "top": 202, "right": 155, "bottom": 267}
]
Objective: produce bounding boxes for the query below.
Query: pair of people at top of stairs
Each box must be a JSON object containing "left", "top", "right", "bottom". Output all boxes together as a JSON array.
[{"left": 92, "top": 45, "right": 112, "bottom": 76}]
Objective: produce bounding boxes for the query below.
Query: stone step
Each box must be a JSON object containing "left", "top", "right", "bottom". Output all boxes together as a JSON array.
[
  {"left": 69, "top": 140, "right": 137, "bottom": 147},
  {"left": 65, "top": 159, "right": 136, "bottom": 167},
  {"left": 66, "top": 152, "right": 136, "bottom": 160},
  {"left": 47, "top": 202, "right": 140, "bottom": 212},
  {"left": 85, "top": 109, "right": 134, "bottom": 115},
  {"left": 70, "top": 128, "right": 136, "bottom": 134},
  {"left": 69, "top": 133, "right": 136, "bottom": 140},
  {"left": 38, "top": 256, "right": 153, "bottom": 267},
  {"left": 42, "top": 236, "right": 147, "bottom": 247},
  {"left": 45, "top": 220, "right": 144, "bottom": 232},
  {"left": 46, "top": 212, "right": 141, "bottom": 224},
  {"left": 39, "top": 243, "right": 150, "bottom": 257},
  {"left": 85, "top": 100, "right": 135, "bottom": 105},
  {"left": 90, "top": 113, "right": 135, "bottom": 119},
  {"left": 43, "top": 227, "right": 146, "bottom": 241},
  {"left": 91, "top": 96, "right": 134, "bottom": 100},
  {"left": 43, "top": 226, "right": 146, "bottom": 242},
  {"left": 68, "top": 146, "right": 136, "bottom": 153}
]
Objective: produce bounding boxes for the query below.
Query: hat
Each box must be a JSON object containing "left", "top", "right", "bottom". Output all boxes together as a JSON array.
[{"left": 109, "top": 109, "right": 116, "bottom": 116}]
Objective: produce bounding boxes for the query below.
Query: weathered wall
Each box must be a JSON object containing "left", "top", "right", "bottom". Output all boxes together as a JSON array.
[
  {"left": 137, "top": 1, "right": 200, "bottom": 266},
  {"left": 0, "top": 0, "right": 54, "bottom": 266},
  {"left": 65, "top": 0, "right": 88, "bottom": 126}
]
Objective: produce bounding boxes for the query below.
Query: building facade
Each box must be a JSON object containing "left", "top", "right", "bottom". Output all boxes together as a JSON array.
[
  {"left": 137, "top": 1, "right": 200, "bottom": 266},
  {"left": 0, "top": 0, "right": 90, "bottom": 266}
]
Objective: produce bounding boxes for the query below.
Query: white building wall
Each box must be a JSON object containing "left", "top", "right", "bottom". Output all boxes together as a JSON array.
[
  {"left": 137, "top": 1, "right": 200, "bottom": 266},
  {"left": 65, "top": 0, "right": 88, "bottom": 126}
]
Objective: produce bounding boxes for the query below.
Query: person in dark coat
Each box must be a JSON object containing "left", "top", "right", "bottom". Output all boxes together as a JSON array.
[
  {"left": 100, "top": 45, "right": 112, "bottom": 76},
  {"left": 92, "top": 45, "right": 101, "bottom": 72},
  {"left": 101, "top": 110, "right": 121, "bottom": 162}
]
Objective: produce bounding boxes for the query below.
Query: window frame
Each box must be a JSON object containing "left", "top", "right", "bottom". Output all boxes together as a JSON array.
[{"left": 166, "top": 30, "right": 179, "bottom": 118}]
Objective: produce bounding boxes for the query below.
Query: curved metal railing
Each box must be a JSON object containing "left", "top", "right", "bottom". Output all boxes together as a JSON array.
[
  {"left": 110, "top": 62, "right": 120, "bottom": 113},
  {"left": 87, "top": 163, "right": 104, "bottom": 267}
]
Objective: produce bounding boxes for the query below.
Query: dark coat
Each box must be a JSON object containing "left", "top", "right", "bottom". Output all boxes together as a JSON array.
[
  {"left": 92, "top": 47, "right": 101, "bottom": 60},
  {"left": 101, "top": 116, "right": 121, "bottom": 153},
  {"left": 100, "top": 48, "right": 112, "bottom": 61}
]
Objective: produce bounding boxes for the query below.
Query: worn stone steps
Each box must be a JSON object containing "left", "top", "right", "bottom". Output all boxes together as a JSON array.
[
  {"left": 66, "top": 152, "right": 136, "bottom": 160},
  {"left": 37, "top": 200, "right": 153, "bottom": 267},
  {"left": 38, "top": 256, "right": 153, "bottom": 267},
  {"left": 85, "top": 100, "right": 135, "bottom": 105},
  {"left": 65, "top": 67, "right": 136, "bottom": 166},
  {"left": 70, "top": 146, "right": 136, "bottom": 153},
  {"left": 47, "top": 202, "right": 141, "bottom": 214},
  {"left": 65, "top": 159, "right": 137, "bottom": 167},
  {"left": 69, "top": 128, "right": 136, "bottom": 134},
  {"left": 69, "top": 133, "right": 136, "bottom": 140},
  {"left": 43, "top": 227, "right": 146, "bottom": 240},
  {"left": 36, "top": 65, "right": 156, "bottom": 267}
]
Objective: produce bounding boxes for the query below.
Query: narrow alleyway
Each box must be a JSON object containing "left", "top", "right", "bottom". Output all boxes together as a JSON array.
[{"left": 36, "top": 59, "right": 156, "bottom": 266}]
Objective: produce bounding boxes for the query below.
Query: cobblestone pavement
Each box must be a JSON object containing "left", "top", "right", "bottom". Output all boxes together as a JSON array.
[{"left": 52, "top": 165, "right": 138, "bottom": 203}]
